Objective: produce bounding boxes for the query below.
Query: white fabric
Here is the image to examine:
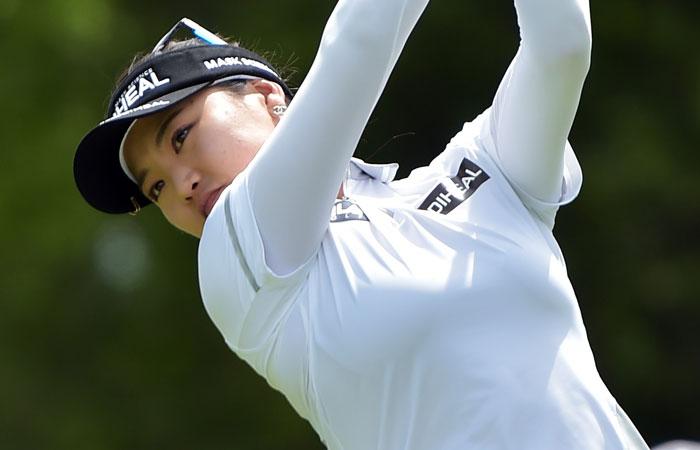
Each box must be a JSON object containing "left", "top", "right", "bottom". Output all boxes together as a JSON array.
[
  {"left": 246, "top": 0, "right": 432, "bottom": 274},
  {"left": 197, "top": 0, "right": 651, "bottom": 448},
  {"left": 118, "top": 119, "right": 138, "bottom": 183}
]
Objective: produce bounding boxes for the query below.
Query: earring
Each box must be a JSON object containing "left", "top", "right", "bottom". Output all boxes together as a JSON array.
[
  {"left": 272, "top": 105, "right": 287, "bottom": 116},
  {"left": 129, "top": 196, "right": 141, "bottom": 216}
]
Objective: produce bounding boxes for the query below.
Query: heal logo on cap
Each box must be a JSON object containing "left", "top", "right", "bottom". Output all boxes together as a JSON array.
[{"left": 113, "top": 68, "right": 171, "bottom": 117}]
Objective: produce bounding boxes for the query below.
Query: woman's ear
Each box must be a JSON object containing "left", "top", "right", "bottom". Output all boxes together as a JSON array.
[{"left": 248, "top": 79, "right": 288, "bottom": 118}]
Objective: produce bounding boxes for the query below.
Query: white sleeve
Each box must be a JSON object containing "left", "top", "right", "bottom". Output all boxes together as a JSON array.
[
  {"left": 198, "top": 175, "right": 313, "bottom": 354},
  {"left": 246, "top": 0, "right": 430, "bottom": 275},
  {"left": 487, "top": 0, "right": 592, "bottom": 203}
]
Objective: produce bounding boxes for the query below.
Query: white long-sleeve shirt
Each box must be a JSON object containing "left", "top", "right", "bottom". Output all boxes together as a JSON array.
[{"left": 198, "top": 0, "right": 651, "bottom": 448}]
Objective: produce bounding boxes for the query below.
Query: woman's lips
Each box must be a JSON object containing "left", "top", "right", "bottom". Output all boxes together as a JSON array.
[{"left": 203, "top": 186, "right": 225, "bottom": 217}]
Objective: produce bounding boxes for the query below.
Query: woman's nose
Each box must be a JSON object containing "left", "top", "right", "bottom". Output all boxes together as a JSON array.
[
  {"left": 184, "top": 181, "right": 199, "bottom": 200},
  {"left": 173, "top": 168, "right": 200, "bottom": 201}
]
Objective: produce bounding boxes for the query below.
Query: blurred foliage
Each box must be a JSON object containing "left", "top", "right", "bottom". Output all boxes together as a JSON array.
[{"left": 1, "top": 0, "right": 698, "bottom": 448}]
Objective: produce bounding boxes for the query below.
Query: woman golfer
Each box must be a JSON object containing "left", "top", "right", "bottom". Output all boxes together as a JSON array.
[{"left": 74, "top": 0, "right": 650, "bottom": 448}]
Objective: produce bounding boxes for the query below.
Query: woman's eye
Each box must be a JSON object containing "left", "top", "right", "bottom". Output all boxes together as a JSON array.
[
  {"left": 172, "top": 125, "right": 191, "bottom": 152},
  {"left": 150, "top": 180, "right": 164, "bottom": 201}
]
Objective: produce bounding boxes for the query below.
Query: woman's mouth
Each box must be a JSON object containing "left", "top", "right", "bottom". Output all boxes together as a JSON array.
[{"left": 202, "top": 186, "right": 225, "bottom": 217}]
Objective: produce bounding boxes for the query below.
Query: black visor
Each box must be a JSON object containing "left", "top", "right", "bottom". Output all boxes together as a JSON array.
[{"left": 73, "top": 43, "right": 292, "bottom": 214}]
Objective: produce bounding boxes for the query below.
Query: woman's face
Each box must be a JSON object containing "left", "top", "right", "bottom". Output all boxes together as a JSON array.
[{"left": 123, "top": 79, "right": 287, "bottom": 238}]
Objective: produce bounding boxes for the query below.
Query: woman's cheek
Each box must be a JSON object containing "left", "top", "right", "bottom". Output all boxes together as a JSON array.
[{"left": 160, "top": 202, "right": 190, "bottom": 234}]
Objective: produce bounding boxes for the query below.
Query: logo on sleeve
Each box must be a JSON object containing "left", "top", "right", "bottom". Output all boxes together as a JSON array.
[{"left": 418, "top": 159, "right": 489, "bottom": 215}]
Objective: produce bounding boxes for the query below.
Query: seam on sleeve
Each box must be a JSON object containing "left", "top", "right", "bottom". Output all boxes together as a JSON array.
[{"left": 225, "top": 193, "right": 261, "bottom": 293}]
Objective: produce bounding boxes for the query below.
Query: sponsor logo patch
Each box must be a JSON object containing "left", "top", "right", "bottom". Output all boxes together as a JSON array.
[
  {"left": 330, "top": 198, "right": 368, "bottom": 223},
  {"left": 418, "top": 159, "right": 489, "bottom": 215},
  {"left": 113, "top": 68, "right": 170, "bottom": 117},
  {"left": 106, "top": 100, "right": 170, "bottom": 123},
  {"left": 203, "top": 56, "right": 277, "bottom": 77}
]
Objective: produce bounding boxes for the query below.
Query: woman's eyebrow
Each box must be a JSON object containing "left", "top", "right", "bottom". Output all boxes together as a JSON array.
[{"left": 156, "top": 108, "right": 184, "bottom": 147}]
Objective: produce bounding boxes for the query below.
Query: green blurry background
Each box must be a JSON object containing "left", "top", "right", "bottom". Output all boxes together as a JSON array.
[{"left": 1, "top": 0, "right": 698, "bottom": 448}]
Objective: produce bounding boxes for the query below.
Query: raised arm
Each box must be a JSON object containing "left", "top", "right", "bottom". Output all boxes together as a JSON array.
[
  {"left": 246, "top": 0, "right": 430, "bottom": 274},
  {"left": 489, "top": 0, "right": 592, "bottom": 202}
]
